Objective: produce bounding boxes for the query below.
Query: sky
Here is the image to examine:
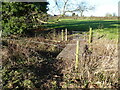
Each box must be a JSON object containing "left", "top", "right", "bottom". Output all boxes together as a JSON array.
[{"left": 47, "top": 0, "right": 119, "bottom": 17}]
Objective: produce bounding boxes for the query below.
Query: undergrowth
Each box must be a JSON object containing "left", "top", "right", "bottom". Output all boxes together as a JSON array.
[
  {"left": 2, "top": 39, "right": 64, "bottom": 89},
  {"left": 2, "top": 27, "right": 119, "bottom": 89}
]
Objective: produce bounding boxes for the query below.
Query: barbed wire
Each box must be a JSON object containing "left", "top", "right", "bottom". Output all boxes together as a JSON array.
[
  {"left": 2, "top": 38, "right": 118, "bottom": 50},
  {"left": 3, "top": 38, "right": 75, "bottom": 49},
  {"left": 1, "top": 38, "right": 118, "bottom": 60},
  {"left": 58, "top": 52, "right": 118, "bottom": 61}
]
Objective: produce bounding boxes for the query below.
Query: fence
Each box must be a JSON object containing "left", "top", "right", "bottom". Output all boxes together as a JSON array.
[{"left": 2, "top": 27, "right": 118, "bottom": 72}]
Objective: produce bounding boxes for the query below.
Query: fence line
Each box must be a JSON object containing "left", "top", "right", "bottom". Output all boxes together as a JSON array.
[
  {"left": 3, "top": 38, "right": 118, "bottom": 48},
  {"left": 73, "top": 52, "right": 117, "bottom": 57},
  {"left": 2, "top": 39, "right": 118, "bottom": 60},
  {"left": 3, "top": 38, "right": 77, "bottom": 49}
]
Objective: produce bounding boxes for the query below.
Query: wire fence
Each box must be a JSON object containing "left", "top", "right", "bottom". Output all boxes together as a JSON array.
[
  {"left": 2, "top": 37, "right": 118, "bottom": 71},
  {"left": 3, "top": 38, "right": 75, "bottom": 50},
  {"left": 3, "top": 37, "right": 118, "bottom": 49}
]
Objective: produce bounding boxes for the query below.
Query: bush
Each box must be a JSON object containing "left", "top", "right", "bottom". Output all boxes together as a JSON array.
[{"left": 2, "top": 2, "right": 49, "bottom": 36}]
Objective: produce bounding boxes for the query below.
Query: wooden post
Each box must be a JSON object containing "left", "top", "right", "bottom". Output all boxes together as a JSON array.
[
  {"left": 65, "top": 28, "right": 68, "bottom": 41},
  {"left": 53, "top": 29, "right": 56, "bottom": 39},
  {"left": 75, "top": 40, "right": 79, "bottom": 70},
  {"left": 61, "top": 29, "right": 64, "bottom": 41},
  {"left": 116, "top": 37, "right": 118, "bottom": 49},
  {"left": 89, "top": 28, "right": 92, "bottom": 44},
  {"left": 0, "top": 30, "right": 2, "bottom": 38}
]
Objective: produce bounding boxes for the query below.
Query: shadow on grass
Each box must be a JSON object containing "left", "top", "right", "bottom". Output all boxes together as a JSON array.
[{"left": 46, "top": 20, "right": 118, "bottom": 32}]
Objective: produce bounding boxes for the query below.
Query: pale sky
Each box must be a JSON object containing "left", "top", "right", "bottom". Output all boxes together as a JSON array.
[{"left": 47, "top": 0, "right": 119, "bottom": 16}]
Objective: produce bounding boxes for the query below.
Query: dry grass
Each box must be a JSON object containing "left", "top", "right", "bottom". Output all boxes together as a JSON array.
[
  {"left": 58, "top": 38, "right": 119, "bottom": 88},
  {"left": 2, "top": 33, "right": 119, "bottom": 89},
  {"left": 2, "top": 38, "right": 65, "bottom": 89}
]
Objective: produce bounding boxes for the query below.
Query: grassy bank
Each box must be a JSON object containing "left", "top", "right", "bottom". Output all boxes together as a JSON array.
[{"left": 47, "top": 19, "right": 118, "bottom": 40}]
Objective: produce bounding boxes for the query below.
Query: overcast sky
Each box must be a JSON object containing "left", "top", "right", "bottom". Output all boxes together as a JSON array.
[{"left": 47, "top": 0, "right": 119, "bottom": 16}]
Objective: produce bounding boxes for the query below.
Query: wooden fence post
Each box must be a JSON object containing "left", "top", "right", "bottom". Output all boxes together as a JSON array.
[
  {"left": 65, "top": 28, "right": 68, "bottom": 41},
  {"left": 0, "top": 30, "right": 2, "bottom": 38},
  {"left": 116, "top": 37, "right": 118, "bottom": 49},
  {"left": 89, "top": 28, "right": 92, "bottom": 44},
  {"left": 75, "top": 40, "right": 79, "bottom": 70},
  {"left": 61, "top": 29, "right": 64, "bottom": 41},
  {"left": 53, "top": 29, "right": 56, "bottom": 39}
]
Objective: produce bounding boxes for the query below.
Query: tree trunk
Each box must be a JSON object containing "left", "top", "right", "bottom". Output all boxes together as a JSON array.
[{"left": 80, "top": 11, "right": 84, "bottom": 17}]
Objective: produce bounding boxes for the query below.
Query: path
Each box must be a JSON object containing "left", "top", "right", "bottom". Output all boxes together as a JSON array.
[{"left": 56, "top": 34, "right": 88, "bottom": 61}]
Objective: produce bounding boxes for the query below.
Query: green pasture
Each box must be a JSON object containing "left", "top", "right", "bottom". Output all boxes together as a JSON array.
[{"left": 46, "top": 19, "right": 118, "bottom": 40}]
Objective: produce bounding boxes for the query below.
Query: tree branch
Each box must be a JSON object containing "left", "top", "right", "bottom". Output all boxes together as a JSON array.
[{"left": 36, "top": 18, "right": 61, "bottom": 24}]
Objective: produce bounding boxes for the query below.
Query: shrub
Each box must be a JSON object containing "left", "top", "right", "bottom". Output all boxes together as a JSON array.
[{"left": 1, "top": 2, "right": 49, "bottom": 36}]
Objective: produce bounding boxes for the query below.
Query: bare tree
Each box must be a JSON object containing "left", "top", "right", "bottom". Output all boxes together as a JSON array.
[
  {"left": 74, "top": 2, "right": 95, "bottom": 17},
  {"left": 36, "top": 0, "right": 70, "bottom": 24},
  {"left": 112, "top": 13, "right": 117, "bottom": 17},
  {"left": 36, "top": 0, "right": 95, "bottom": 24},
  {"left": 53, "top": 0, "right": 71, "bottom": 16},
  {"left": 105, "top": 13, "right": 112, "bottom": 17},
  {"left": 53, "top": 0, "right": 95, "bottom": 17}
]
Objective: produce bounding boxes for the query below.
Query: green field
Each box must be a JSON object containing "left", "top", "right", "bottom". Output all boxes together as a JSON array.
[{"left": 47, "top": 19, "right": 118, "bottom": 40}]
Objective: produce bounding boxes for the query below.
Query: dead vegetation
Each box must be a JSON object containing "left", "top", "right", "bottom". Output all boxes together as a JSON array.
[
  {"left": 2, "top": 38, "right": 65, "bottom": 89},
  {"left": 57, "top": 38, "right": 119, "bottom": 88},
  {"left": 2, "top": 33, "right": 119, "bottom": 89}
]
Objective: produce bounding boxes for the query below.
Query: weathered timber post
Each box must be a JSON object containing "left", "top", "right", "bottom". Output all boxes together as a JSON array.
[
  {"left": 0, "top": 30, "right": 2, "bottom": 38},
  {"left": 89, "top": 28, "right": 92, "bottom": 44},
  {"left": 53, "top": 29, "right": 56, "bottom": 39},
  {"left": 61, "top": 29, "right": 64, "bottom": 41},
  {"left": 75, "top": 40, "right": 79, "bottom": 70},
  {"left": 65, "top": 28, "right": 68, "bottom": 41}
]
